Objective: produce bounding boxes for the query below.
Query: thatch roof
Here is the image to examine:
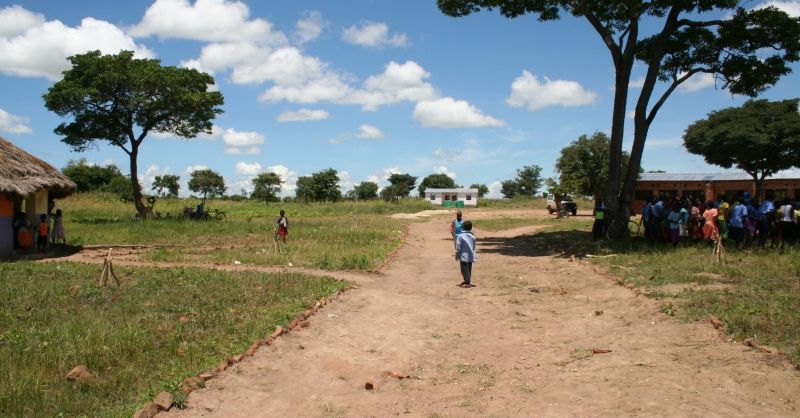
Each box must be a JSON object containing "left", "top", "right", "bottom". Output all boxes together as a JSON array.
[{"left": 0, "top": 137, "right": 76, "bottom": 199}]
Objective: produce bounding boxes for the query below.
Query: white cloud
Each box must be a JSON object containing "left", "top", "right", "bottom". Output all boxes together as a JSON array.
[
  {"left": 627, "top": 110, "right": 636, "bottom": 119},
  {"left": 276, "top": 108, "right": 330, "bottom": 122},
  {"left": 433, "top": 166, "right": 456, "bottom": 179},
  {"left": 294, "top": 11, "right": 325, "bottom": 44},
  {"left": 266, "top": 164, "right": 298, "bottom": 196},
  {"left": 345, "top": 60, "right": 439, "bottom": 111},
  {"left": 367, "top": 166, "right": 402, "bottom": 187},
  {"left": 338, "top": 170, "right": 355, "bottom": 191},
  {"left": 0, "top": 5, "right": 45, "bottom": 38},
  {"left": 130, "top": 0, "right": 287, "bottom": 44},
  {"left": 506, "top": 70, "right": 598, "bottom": 111},
  {"left": 222, "top": 128, "right": 265, "bottom": 150},
  {"left": 487, "top": 181, "right": 503, "bottom": 199},
  {"left": 679, "top": 72, "right": 716, "bottom": 92},
  {"left": 356, "top": 124, "right": 385, "bottom": 139},
  {"left": 184, "top": 164, "right": 208, "bottom": 175},
  {"left": 330, "top": 124, "right": 387, "bottom": 144},
  {"left": 413, "top": 97, "right": 505, "bottom": 129},
  {"left": 235, "top": 161, "right": 263, "bottom": 175},
  {"left": 755, "top": 1, "right": 800, "bottom": 16},
  {"left": 342, "top": 22, "right": 409, "bottom": 48},
  {"left": 0, "top": 108, "right": 32, "bottom": 134},
  {"left": 0, "top": 11, "right": 155, "bottom": 80},
  {"left": 224, "top": 146, "right": 260, "bottom": 155}
]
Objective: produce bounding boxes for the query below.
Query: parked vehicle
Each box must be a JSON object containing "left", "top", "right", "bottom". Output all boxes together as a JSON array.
[{"left": 546, "top": 194, "right": 577, "bottom": 216}]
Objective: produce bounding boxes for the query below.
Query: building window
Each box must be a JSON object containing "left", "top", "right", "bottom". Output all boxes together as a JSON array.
[
  {"left": 767, "top": 189, "right": 788, "bottom": 201},
  {"left": 430, "top": 194, "right": 436, "bottom": 200},
  {"left": 466, "top": 194, "right": 472, "bottom": 201},
  {"left": 681, "top": 190, "right": 704, "bottom": 201},
  {"left": 634, "top": 190, "right": 653, "bottom": 201}
]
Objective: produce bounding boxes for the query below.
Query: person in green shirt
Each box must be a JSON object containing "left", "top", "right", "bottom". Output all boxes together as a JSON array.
[{"left": 592, "top": 201, "right": 606, "bottom": 241}]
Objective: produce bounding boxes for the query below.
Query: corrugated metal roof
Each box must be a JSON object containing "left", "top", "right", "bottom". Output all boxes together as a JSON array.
[
  {"left": 424, "top": 188, "right": 479, "bottom": 193},
  {"left": 638, "top": 169, "right": 800, "bottom": 182}
]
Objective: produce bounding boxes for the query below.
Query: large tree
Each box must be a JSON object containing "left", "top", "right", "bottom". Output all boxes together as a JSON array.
[
  {"left": 418, "top": 173, "right": 457, "bottom": 195},
  {"left": 515, "top": 165, "right": 543, "bottom": 196},
  {"left": 251, "top": 172, "right": 283, "bottom": 202},
  {"left": 188, "top": 169, "right": 225, "bottom": 205},
  {"left": 684, "top": 99, "right": 800, "bottom": 201},
  {"left": 352, "top": 181, "right": 379, "bottom": 200},
  {"left": 43, "top": 50, "right": 224, "bottom": 216},
  {"left": 152, "top": 174, "right": 180, "bottom": 198},
  {"left": 439, "top": 0, "right": 800, "bottom": 237},
  {"left": 295, "top": 168, "right": 342, "bottom": 202},
  {"left": 382, "top": 173, "right": 418, "bottom": 200},
  {"left": 500, "top": 180, "right": 518, "bottom": 199},
  {"left": 470, "top": 183, "right": 489, "bottom": 198},
  {"left": 556, "top": 132, "right": 631, "bottom": 204}
]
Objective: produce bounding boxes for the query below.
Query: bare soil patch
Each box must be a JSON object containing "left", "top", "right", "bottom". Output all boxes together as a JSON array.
[{"left": 126, "top": 210, "right": 800, "bottom": 416}]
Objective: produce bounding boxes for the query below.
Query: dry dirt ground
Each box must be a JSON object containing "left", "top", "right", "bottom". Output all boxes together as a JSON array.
[{"left": 60, "top": 210, "right": 800, "bottom": 417}]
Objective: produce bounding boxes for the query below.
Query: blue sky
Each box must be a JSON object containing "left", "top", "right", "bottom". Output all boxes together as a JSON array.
[{"left": 1, "top": 0, "right": 798, "bottom": 198}]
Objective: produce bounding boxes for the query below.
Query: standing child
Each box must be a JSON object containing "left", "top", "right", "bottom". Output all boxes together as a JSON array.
[
  {"left": 275, "top": 209, "right": 289, "bottom": 243},
  {"left": 450, "top": 211, "right": 464, "bottom": 248},
  {"left": 51, "top": 209, "right": 66, "bottom": 246},
  {"left": 591, "top": 201, "right": 606, "bottom": 241},
  {"left": 455, "top": 220, "right": 477, "bottom": 288},
  {"left": 36, "top": 214, "right": 49, "bottom": 253}
]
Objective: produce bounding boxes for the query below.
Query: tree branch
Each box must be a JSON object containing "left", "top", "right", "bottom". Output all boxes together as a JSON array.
[
  {"left": 582, "top": 11, "right": 622, "bottom": 63},
  {"left": 677, "top": 19, "right": 723, "bottom": 29},
  {"left": 647, "top": 68, "right": 711, "bottom": 126}
]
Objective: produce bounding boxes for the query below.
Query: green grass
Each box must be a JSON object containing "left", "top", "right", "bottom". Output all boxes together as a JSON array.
[
  {"left": 477, "top": 216, "right": 593, "bottom": 232},
  {"left": 523, "top": 217, "right": 800, "bottom": 364},
  {"left": 57, "top": 193, "right": 430, "bottom": 270},
  {"left": 0, "top": 262, "right": 349, "bottom": 417}
]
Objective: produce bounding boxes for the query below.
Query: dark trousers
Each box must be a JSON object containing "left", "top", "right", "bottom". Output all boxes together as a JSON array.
[
  {"left": 592, "top": 219, "right": 605, "bottom": 240},
  {"left": 460, "top": 261, "right": 472, "bottom": 284}
]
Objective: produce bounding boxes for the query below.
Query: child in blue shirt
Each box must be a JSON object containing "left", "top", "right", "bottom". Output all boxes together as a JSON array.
[{"left": 455, "top": 220, "right": 477, "bottom": 288}]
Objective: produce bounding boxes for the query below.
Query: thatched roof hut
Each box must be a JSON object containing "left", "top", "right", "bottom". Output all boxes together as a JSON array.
[{"left": 0, "top": 137, "right": 75, "bottom": 199}]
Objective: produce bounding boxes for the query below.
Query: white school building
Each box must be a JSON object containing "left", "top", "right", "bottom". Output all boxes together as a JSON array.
[{"left": 423, "top": 188, "right": 479, "bottom": 207}]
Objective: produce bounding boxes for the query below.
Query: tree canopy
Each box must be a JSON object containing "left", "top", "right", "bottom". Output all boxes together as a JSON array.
[
  {"left": 469, "top": 183, "right": 489, "bottom": 198},
  {"left": 684, "top": 98, "right": 800, "bottom": 200},
  {"left": 418, "top": 173, "right": 457, "bottom": 195},
  {"left": 43, "top": 50, "right": 224, "bottom": 216},
  {"left": 500, "top": 180, "right": 518, "bottom": 199},
  {"left": 515, "top": 165, "right": 543, "bottom": 197},
  {"left": 556, "top": 132, "right": 631, "bottom": 203},
  {"left": 351, "top": 181, "right": 379, "bottom": 200},
  {"left": 295, "top": 169, "right": 341, "bottom": 202},
  {"left": 62, "top": 159, "right": 123, "bottom": 192},
  {"left": 188, "top": 169, "right": 225, "bottom": 204},
  {"left": 251, "top": 172, "right": 282, "bottom": 202},
  {"left": 381, "top": 173, "right": 418, "bottom": 200},
  {"left": 152, "top": 174, "right": 180, "bottom": 198},
  {"left": 439, "top": 0, "right": 800, "bottom": 236}
]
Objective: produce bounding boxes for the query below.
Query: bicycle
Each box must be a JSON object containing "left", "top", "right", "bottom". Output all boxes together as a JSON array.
[{"left": 605, "top": 216, "right": 642, "bottom": 240}]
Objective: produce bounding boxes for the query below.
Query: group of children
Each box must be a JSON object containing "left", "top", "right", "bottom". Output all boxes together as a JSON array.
[
  {"left": 13, "top": 205, "right": 66, "bottom": 254},
  {"left": 641, "top": 193, "right": 800, "bottom": 249},
  {"left": 451, "top": 211, "right": 477, "bottom": 288}
]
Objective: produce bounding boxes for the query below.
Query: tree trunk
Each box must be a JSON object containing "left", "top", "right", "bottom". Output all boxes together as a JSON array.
[
  {"left": 129, "top": 147, "right": 145, "bottom": 216},
  {"left": 603, "top": 63, "right": 634, "bottom": 240}
]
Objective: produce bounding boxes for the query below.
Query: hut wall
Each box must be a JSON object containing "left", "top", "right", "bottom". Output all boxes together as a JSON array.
[
  {"left": 0, "top": 194, "right": 12, "bottom": 258},
  {"left": 25, "top": 190, "right": 48, "bottom": 224}
]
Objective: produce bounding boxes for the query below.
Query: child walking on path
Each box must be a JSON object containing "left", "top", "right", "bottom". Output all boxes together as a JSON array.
[
  {"left": 455, "top": 220, "right": 477, "bottom": 288},
  {"left": 450, "top": 211, "right": 464, "bottom": 248}
]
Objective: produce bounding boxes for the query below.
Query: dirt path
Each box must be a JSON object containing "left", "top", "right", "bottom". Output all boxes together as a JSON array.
[{"left": 139, "top": 216, "right": 800, "bottom": 417}]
